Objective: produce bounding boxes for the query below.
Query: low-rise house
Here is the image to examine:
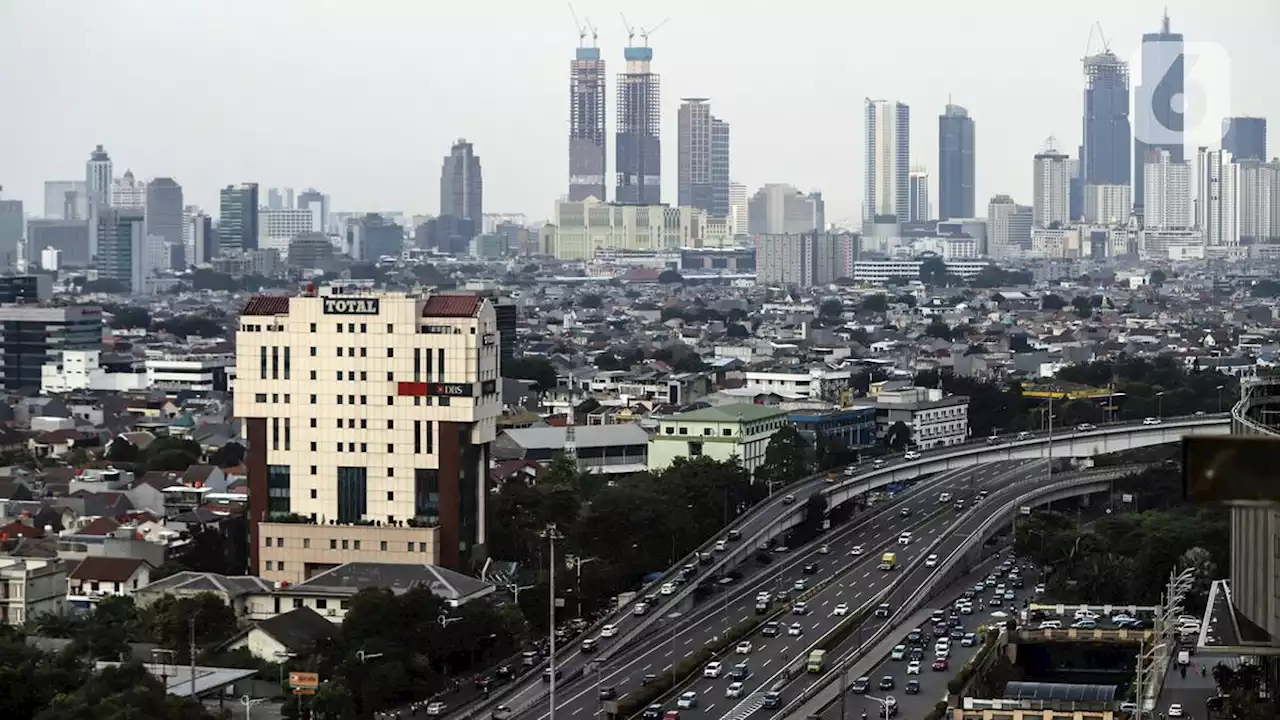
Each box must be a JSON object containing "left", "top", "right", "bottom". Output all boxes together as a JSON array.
[
  {"left": 223, "top": 606, "right": 339, "bottom": 661},
  {"left": 134, "top": 571, "right": 273, "bottom": 616},
  {"left": 0, "top": 558, "right": 67, "bottom": 625},
  {"left": 66, "top": 556, "right": 153, "bottom": 608}
]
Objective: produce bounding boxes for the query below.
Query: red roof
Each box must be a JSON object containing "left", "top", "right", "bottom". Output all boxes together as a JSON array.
[
  {"left": 422, "top": 294, "right": 482, "bottom": 318},
  {"left": 241, "top": 296, "right": 291, "bottom": 316}
]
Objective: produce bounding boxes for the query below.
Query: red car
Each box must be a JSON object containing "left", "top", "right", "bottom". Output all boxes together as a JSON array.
[
  {"left": 932, "top": 658, "right": 949, "bottom": 671},
  {"left": 665, "top": 712, "right": 680, "bottom": 720}
]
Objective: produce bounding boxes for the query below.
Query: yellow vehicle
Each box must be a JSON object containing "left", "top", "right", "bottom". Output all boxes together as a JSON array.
[
  {"left": 878, "top": 552, "right": 898, "bottom": 571},
  {"left": 806, "top": 649, "right": 827, "bottom": 673}
]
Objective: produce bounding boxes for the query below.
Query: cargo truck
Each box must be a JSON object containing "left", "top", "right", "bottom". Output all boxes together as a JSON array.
[
  {"left": 878, "top": 552, "right": 898, "bottom": 570},
  {"left": 806, "top": 649, "right": 827, "bottom": 673}
]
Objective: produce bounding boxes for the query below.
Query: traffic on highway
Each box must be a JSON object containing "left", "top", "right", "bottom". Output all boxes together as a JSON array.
[
  {"left": 519, "top": 463, "right": 1027, "bottom": 720},
  {"left": 621, "top": 462, "right": 1049, "bottom": 720}
]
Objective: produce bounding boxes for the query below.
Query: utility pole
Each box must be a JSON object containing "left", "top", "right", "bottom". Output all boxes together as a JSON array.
[
  {"left": 838, "top": 661, "right": 849, "bottom": 720},
  {"left": 541, "top": 523, "right": 566, "bottom": 720},
  {"left": 189, "top": 616, "right": 197, "bottom": 700}
]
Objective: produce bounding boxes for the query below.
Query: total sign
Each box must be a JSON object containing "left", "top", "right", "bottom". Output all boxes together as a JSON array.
[{"left": 323, "top": 297, "right": 380, "bottom": 315}]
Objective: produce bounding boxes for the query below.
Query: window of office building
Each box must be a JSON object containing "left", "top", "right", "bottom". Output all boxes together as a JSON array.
[
  {"left": 337, "top": 467, "right": 368, "bottom": 524},
  {"left": 414, "top": 468, "right": 439, "bottom": 522},
  {"left": 267, "top": 465, "right": 291, "bottom": 515}
]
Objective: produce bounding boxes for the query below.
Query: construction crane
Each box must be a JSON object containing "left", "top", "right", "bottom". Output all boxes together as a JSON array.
[
  {"left": 568, "top": 3, "right": 588, "bottom": 47},
  {"left": 639, "top": 17, "right": 669, "bottom": 47},
  {"left": 621, "top": 13, "right": 635, "bottom": 46},
  {"left": 585, "top": 18, "right": 598, "bottom": 47},
  {"left": 1084, "top": 20, "right": 1112, "bottom": 58},
  {"left": 621, "top": 13, "right": 670, "bottom": 47}
]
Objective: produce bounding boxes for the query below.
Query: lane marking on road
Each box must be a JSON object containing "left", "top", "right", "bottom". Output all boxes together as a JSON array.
[
  {"left": 642, "top": 664, "right": 652, "bottom": 671},
  {"left": 572, "top": 708, "right": 582, "bottom": 715}
]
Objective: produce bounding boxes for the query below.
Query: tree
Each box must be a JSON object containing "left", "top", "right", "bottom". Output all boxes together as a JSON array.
[
  {"left": 0, "top": 626, "right": 88, "bottom": 719},
  {"left": 209, "top": 441, "right": 245, "bottom": 468},
  {"left": 144, "top": 436, "right": 203, "bottom": 472},
  {"left": 895, "top": 293, "right": 916, "bottom": 308},
  {"left": 725, "top": 323, "right": 750, "bottom": 339},
  {"left": 1149, "top": 269, "right": 1167, "bottom": 287},
  {"left": 860, "top": 294, "right": 889, "bottom": 314},
  {"left": 658, "top": 270, "right": 683, "bottom": 284},
  {"left": 104, "top": 304, "right": 151, "bottom": 329},
  {"left": 70, "top": 596, "right": 141, "bottom": 660},
  {"left": 504, "top": 357, "right": 559, "bottom": 390},
  {"left": 884, "top": 421, "right": 912, "bottom": 452},
  {"left": 35, "top": 660, "right": 218, "bottom": 720},
  {"left": 1070, "top": 295, "right": 1092, "bottom": 319},
  {"left": 143, "top": 593, "right": 239, "bottom": 659},
  {"left": 104, "top": 437, "right": 139, "bottom": 463},
  {"left": 579, "top": 293, "right": 603, "bottom": 309},
  {"left": 756, "top": 426, "right": 812, "bottom": 493},
  {"left": 819, "top": 298, "right": 844, "bottom": 320},
  {"left": 1040, "top": 293, "right": 1066, "bottom": 311},
  {"left": 925, "top": 319, "right": 954, "bottom": 341},
  {"left": 918, "top": 256, "right": 948, "bottom": 286}
]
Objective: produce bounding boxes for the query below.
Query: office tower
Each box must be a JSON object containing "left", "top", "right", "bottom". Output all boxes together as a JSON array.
[
  {"left": 1032, "top": 145, "right": 1071, "bottom": 227},
  {"left": 440, "top": 139, "right": 483, "bottom": 244},
  {"left": 109, "top": 170, "right": 146, "bottom": 209},
  {"left": 747, "top": 184, "right": 825, "bottom": 235},
  {"left": 236, "top": 286, "right": 501, "bottom": 578},
  {"left": 1084, "top": 185, "right": 1132, "bottom": 226},
  {"left": 1069, "top": 155, "right": 1084, "bottom": 221},
  {"left": 1143, "top": 149, "right": 1192, "bottom": 230},
  {"left": 40, "top": 248, "right": 61, "bottom": 272},
  {"left": 43, "top": 181, "right": 87, "bottom": 220},
  {"left": 348, "top": 213, "right": 405, "bottom": 262},
  {"left": 1236, "top": 160, "right": 1280, "bottom": 244},
  {"left": 678, "top": 99, "right": 712, "bottom": 212},
  {"left": 938, "top": 104, "right": 976, "bottom": 220},
  {"left": 551, "top": 198, "right": 704, "bottom": 260},
  {"left": 728, "top": 182, "right": 748, "bottom": 236},
  {"left": 296, "top": 188, "right": 328, "bottom": 233},
  {"left": 190, "top": 212, "right": 216, "bottom": 266},
  {"left": 266, "top": 187, "right": 296, "bottom": 211},
  {"left": 85, "top": 145, "right": 112, "bottom": 212},
  {"left": 259, "top": 208, "right": 317, "bottom": 254},
  {"left": 1082, "top": 51, "right": 1132, "bottom": 187},
  {"left": 711, "top": 118, "right": 731, "bottom": 220},
  {"left": 218, "top": 183, "right": 260, "bottom": 255},
  {"left": 1134, "top": 13, "right": 1184, "bottom": 215},
  {"left": 26, "top": 220, "right": 90, "bottom": 267},
  {"left": 569, "top": 45, "right": 607, "bottom": 202},
  {"left": 1223, "top": 117, "right": 1268, "bottom": 162},
  {"left": 616, "top": 45, "right": 661, "bottom": 204},
  {"left": 0, "top": 303, "right": 102, "bottom": 391},
  {"left": 0, "top": 198, "right": 21, "bottom": 272},
  {"left": 94, "top": 207, "right": 145, "bottom": 292},
  {"left": 1197, "top": 148, "right": 1239, "bottom": 246},
  {"left": 908, "top": 169, "right": 931, "bottom": 222},
  {"left": 988, "top": 195, "right": 1033, "bottom": 258},
  {"left": 756, "top": 232, "right": 858, "bottom": 287},
  {"left": 864, "top": 99, "right": 911, "bottom": 223},
  {"left": 145, "top": 178, "right": 184, "bottom": 250}
]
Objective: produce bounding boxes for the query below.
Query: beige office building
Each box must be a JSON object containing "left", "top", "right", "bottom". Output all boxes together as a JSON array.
[{"left": 235, "top": 285, "right": 501, "bottom": 583}]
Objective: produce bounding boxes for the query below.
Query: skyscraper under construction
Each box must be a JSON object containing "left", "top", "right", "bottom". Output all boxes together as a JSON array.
[
  {"left": 616, "top": 45, "right": 661, "bottom": 205},
  {"left": 569, "top": 45, "right": 607, "bottom": 202},
  {"left": 1082, "top": 50, "right": 1132, "bottom": 188}
]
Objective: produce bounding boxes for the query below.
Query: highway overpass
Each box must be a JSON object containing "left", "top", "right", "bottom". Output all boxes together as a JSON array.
[{"left": 462, "top": 415, "right": 1227, "bottom": 720}]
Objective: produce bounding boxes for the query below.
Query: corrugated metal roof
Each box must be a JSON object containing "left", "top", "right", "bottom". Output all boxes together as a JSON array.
[
  {"left": 422, "top": 294, "right": 481, "bottom": 318},
  {"left": 241, "top": 296, "right": 291, "bottom": 316},
  {"left": 1004, "top": 682, "right": 1116, "bottom": 702},
  {"left": 501, "top": 423, "right": 650, "bottom": 450}
]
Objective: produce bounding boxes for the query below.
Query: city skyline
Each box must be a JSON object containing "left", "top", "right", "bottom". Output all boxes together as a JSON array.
[{"left": 1, "top": 0, "right": 1277, "bottom": 224}]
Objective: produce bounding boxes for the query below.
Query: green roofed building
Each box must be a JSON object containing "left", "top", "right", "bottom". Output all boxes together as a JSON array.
[{"left": 647, "top": 403, "right": 790, "bottom": 478}]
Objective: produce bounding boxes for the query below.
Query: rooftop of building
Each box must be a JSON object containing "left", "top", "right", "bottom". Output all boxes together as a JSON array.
[{"left": 662, "top": 403, "right": 790, "bottom": 423}]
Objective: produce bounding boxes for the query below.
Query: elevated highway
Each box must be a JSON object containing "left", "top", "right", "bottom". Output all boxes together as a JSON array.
[{"left": 465, "top": 416, "right": 1227, "bottom": 720}]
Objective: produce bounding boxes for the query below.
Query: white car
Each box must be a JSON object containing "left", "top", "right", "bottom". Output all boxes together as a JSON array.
[
  {"left": 1143, "top": 417, "right": 1162, "bottom": 425},
  {"left": 898, "top": 532, "right": 913, "bottom": 545},
  {"left": 633, "top": 603, "right": 649, "bottom": 616},
  {"left": 601, "top": 624, "right": 618, "bottom": 638},
  {"left": 704, "top": 662, "right": 723, "bottom": 678},
  {"left": 426, "top": 702, "right": 446, "bottom": 717},
  {"left": 660, "top": 583, "right": 675, "bottom": 596},
  {"left": 904, "top": 451, "right": 921, "bottom": 460},
  {"left": 1034, "top": 584, "right": 1046, "bottom": 595},
  {"left": 1038, "top": 620, "right": 1062, "bottom": 630},
  {"left": 906, "top": 660, "right": 921, "bottom": 675},
  {"left": 925, "top": 554, "right": 938, "bottom": 567},
  {"left": 788, "top": 622, "right": 803, "bottom": 636},
  {"left": 890, "top": 645, "right": 906, "bottom": 660},
  {"left": 726, "top": 682, "right": 744, "bottom": 698},
  {"left": 714, "top": 540, "right": 727, "bottom": 552},
  {"left": 833, "top": 602, "right": 850, "bottom": 616},
  {"left": 736, "top": 641, "right": 752, "bottom": 655},
  {"left": 938, "top": 492, "right": 953, "bottom": 504},
  {"left": 1167, "top": 703, "right": 1184, "bottom": 717},
  {"left": 1074, "top": 609, "right": 1099, "bottom": 621},
  {"left": 677, "top": 692, "right": 698, "bottom": 709},
  {"left": 850, "top": 544, "right": 865, "bottom": 556}
]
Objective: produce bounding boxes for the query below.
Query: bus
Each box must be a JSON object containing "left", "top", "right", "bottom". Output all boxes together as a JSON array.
[{"left": 806, "top": 649, "right": 827, "bottom": 673}]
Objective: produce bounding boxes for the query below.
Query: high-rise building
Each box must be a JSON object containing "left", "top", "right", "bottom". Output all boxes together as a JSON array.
[
  {"left": 938, "top": 104, "right": 976, "bottom": 221},
  {"left": 189, "top": 212, "right": 216, "bottom": 266},
  {"left": 1143, "top": 149, "right": 1192, "bottom": 231},
  {"left": 85, "top": 145, "right": 112, "bottom": 214},
  {"left": 1197, "top": 148, "right": 1239, "bottom": 247},
  {"left": 109, "top": 170, "right": 146, "bottom": 209},
  {"left": 1032, "top": 146, "right": 1071, "bottom": 228},
  {"left": 756, "top": 232, "right": 858, "bottom": 287},
  {"left": 1082, "top": 51, "right": 1132, "bottom": 188},
  {"left": 259, "top": 209, "right": 317, "bottom": 254},
  {"left": 43, "top": 181, "right": 87, "bottom": 220},
  {"left": 235, "top": 286, "right": 501, "bottom": 578},
  {"left": 347, "top": 213, "right": 405, "bottom": 262},
  {"left": 0, "top": 303, "right": 102, "bottom": 391},
  {"left": 616, "top": 46, "right": 661, "bottom": 205},
  {"left": 678, "top": 99, "right": 712, "bottom": 212},
  {"left": 551, "top": 198, "right": 704, "bottom": 261},
  {"left": 94, "top": 207, "right": 145, "bottom": 292},
  {"left": 728, "top": 182, "right": 748, "bottom": 237},
  {"left": 26, "top": 220, "right": 90, "bottom": 267},
  {"left": 1084, "top": 184, "right": 1132, "bottom": 226},
  {"left": 218, "top": 183, "right": 260, "bottom": 255},
  {"left": 0, "top": 198, "right": 22, "bottom": 272},
  {"left": 569, "top": 46, "right": 607, "bottom": 202},
  {"left": 1236, "top": 160, "right": 1280, "bottom": 244},
  {"left": 988, "top": 195, "right": 1033, "bottom": 258},
  {"left": 296, "top": 189, "right": 329, "bottom": 233},
  {"left": 440, "top": 139, "right": 483, "bottom": 242},
  {"left": 145, "top": 178, "right": 183, "bottom": 250},
  {"left": 711, "top": 118, "right": 731, "bottom": 220},
  {"left": 1134, "top": 13, "right": 1184, "bottom": 216},
  {"left": 908, "top": 169, "right": 931, "bottom": 222},
  {"left": 747, "top": 184, "right": 825, "bottom": 236},
  {"left": 864, "top": 99, "right": 911, "bottom": 223},
  {"left": 1222, "top": 117, "right": 1268, "bottom": 162},
  {"left": 266, "top": 187, "right": 296, "bottom": 211}
]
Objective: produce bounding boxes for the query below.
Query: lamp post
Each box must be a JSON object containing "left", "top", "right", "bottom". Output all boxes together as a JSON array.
[
  {"left": 540, "top": 523, "right": 566, "bottom": 720},
  {"left": 273, "top": 651, "right": 297, "bottom": 690},
  {"left": 1217, "top": 385, "right": 1225, "bottom": 414},
  {"left": 565, "top": 554, "right": 599, "bottom": 619},
  {"left": 864, "top": 694, "right": 895, "bottom": 720},
  {"left": 356, "top": 649, "right": 384, "bottom": 718},
  {"left": 666, "top": 611, "right": 682, "bottom": 686},
  {"left": 1156, "top": 391, "right": 1165, "bottom": 420},
  {"left": 239, "top": 695, "right": 266, "bottom": 720}
]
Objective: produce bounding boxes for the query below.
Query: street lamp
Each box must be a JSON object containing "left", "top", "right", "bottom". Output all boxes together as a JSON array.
[
  {"left": 273, "top": 651, "right": 297, "bottom": 689},
  {"left": 239, "top": 695, "right": 266, "bottom": 720},
  {"left": 540, "top": 523, "right": 566, "bottom": 720},
  {"left": 357, "top": 650, "right": 384, "bottom": 663},
  {"left": 666, "top": 611, "right": 683, "bottom": 686},
  {"left": 565, "top": 554, "right": 599, "bottom": 619},
  {"left": 864, "top": 694, "right": 896, "bottom": 720},
  {"left": 1217, "top": 385, "right": 1225, "bottom": 414},
  {"left": 1156, "top": 391, "right": 1165, "bottom": 420}
]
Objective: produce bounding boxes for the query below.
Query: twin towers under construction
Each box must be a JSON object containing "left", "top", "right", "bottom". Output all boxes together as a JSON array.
[{"left": 568, "top": 17, "right": 665, "bottom": 207}]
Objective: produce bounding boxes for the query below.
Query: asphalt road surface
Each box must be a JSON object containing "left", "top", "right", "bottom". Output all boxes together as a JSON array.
[
  {"left": 632, "top": 463, "right": 1049, "bottom": 720},
  {"left": 523, "top": 463, "right": 1029, "bottom": 720}
]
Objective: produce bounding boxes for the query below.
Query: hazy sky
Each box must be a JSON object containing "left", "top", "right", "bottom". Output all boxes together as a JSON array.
[{"left": 2, "top": 0, "right": 1276, "bottom": 225}]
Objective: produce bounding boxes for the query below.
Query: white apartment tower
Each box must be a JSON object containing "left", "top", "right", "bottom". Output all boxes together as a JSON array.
[
  {"left": 728, "top": 182, "right": 748, "bottom": 237},
  {"left": 1032, "top": 146, "right": 1071, "bottom": 228},
  {"left": 1143, "top": 149, "right": 1192, "bottom": 231},
  {"left": 235, "top": 285, "right": 502, "bottom": 582},
  {"left": 1197, "top": 148, "right": 1240, "bottom": 247},
  {"left": 109, "top": 170, "right": 146, "bottom": 209},
  {"left": 1084, "top": 184, "right": 1132, "bottom": 226},
  {"left": 864, "top": 99, "right": 911, "bottom": 223},
  {"left": 259, "top": 208, "right": 319, "bottom": 254}
]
